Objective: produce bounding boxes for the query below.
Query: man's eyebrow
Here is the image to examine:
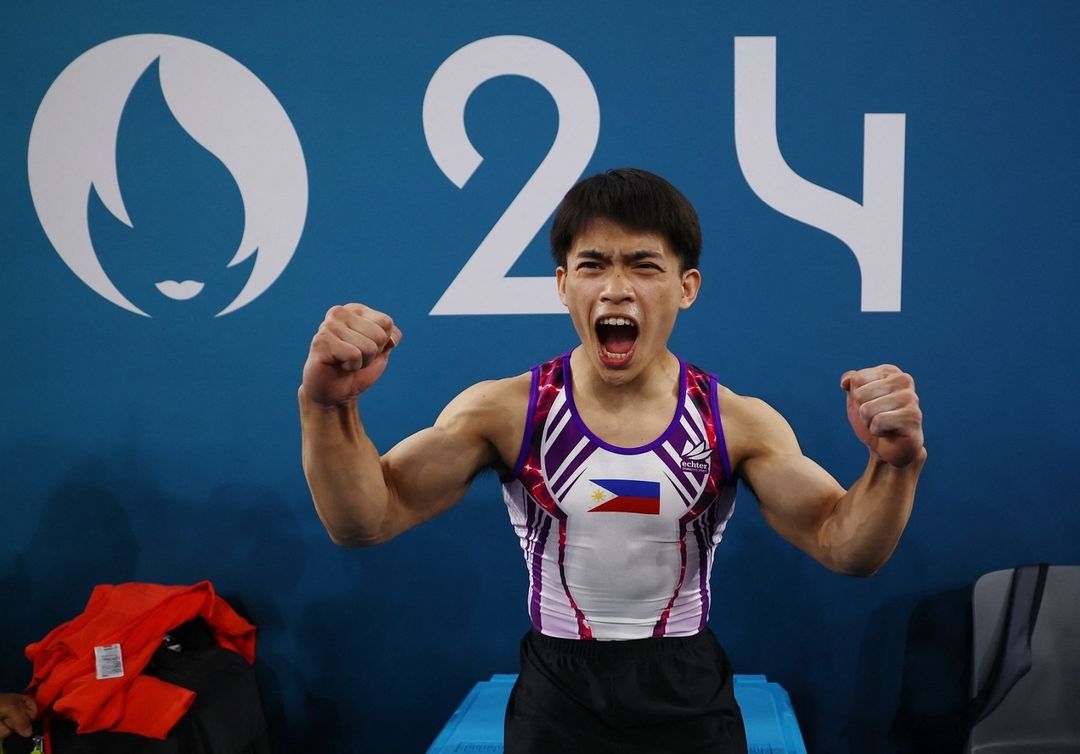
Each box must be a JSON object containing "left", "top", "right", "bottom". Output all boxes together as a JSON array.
[
  {"left": 624, "top": 249, "right": 664, "bottom": 261},
  {"left": 572, "top": 249, "right": 664, "bottom": 261},
  {"left": 573, "top": 249, "right": 610, "bottom": 261}
]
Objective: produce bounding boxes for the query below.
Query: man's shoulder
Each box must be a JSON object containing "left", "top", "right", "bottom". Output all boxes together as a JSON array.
[
  {"left": 713, "top": 384, "right": 799, "bottom": 468},
  {"left": 715, "top": 384, "right": 789, "bottom": 435},
  {"left": 436, "top": 370, "right": 532, "bottom": 434},
  {"left": 435, "top": 371, "right": 533, "bottom": 472},
  {"left": 454, "top": 370, "right": 533, "bottom": 410},
  {"left": 455, "top": 349, "right": 568, "bottom": 409}
]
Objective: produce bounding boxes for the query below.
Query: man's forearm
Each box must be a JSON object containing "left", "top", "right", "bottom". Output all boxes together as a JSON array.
[
  {"left": 299, "top": 386, "right": 392, "bottom": 546},
  {"left": 818, "top": 448, "right": 927, "bottom": 576}
]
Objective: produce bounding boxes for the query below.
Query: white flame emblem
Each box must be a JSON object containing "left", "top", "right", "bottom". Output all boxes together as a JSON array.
[
  {"left": 682, "top": 440, "right": 713, "bottom": 462},
  {"left": 28, "top": 34, "right": 308, "bottom": 317}
]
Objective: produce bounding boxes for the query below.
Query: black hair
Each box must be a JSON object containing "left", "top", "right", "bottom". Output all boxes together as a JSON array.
[{"left": 550, "top": 168, "right": 702, "bottom": 271}]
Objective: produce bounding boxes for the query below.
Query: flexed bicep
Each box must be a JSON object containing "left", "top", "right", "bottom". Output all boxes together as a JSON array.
[
  {"left": 379, "top": 423, "right": 496, "bottom": 534},
  {"left": 375, "top": 376, "right": 528, "bottom": 539},
  {"left": 728, "top": 395, "right": 845, "bottom": 567}
]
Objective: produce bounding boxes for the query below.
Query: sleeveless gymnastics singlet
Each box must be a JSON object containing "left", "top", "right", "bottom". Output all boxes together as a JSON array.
[{"left": 500, "top": 351, "right": 737, "bottom": 640}]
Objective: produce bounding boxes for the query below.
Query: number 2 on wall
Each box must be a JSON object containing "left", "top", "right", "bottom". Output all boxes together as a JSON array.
[{"left": 423, "top": 35, "right": 600, "bottom": 315}]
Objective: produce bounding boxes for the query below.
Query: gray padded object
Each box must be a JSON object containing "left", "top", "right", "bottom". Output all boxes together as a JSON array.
[{"left": 967, "top": 566, "right": 1080, "bottom": 753}]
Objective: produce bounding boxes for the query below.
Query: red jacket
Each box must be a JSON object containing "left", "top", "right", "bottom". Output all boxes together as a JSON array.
[{"left": 25, "top": 581, "right": 256, "bottom": 739}]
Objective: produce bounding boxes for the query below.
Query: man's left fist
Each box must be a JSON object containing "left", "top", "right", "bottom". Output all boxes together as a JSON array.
[{"left": 841, "top": 364, "right": 925, "bottom": 467}]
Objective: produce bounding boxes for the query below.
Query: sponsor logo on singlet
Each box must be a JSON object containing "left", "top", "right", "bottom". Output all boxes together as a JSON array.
[{"left": 680, "top": 440, "right": 712, "bottom": 474}]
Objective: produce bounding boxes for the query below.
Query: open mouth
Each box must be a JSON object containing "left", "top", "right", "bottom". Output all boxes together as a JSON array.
[{"left": 595, "top": 316, "right": 638, "bottom": 365}]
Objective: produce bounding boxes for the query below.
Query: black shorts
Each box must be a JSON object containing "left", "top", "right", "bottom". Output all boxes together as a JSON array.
[{"left": 504, "top": 628, "right": 748, "bottom": 754}]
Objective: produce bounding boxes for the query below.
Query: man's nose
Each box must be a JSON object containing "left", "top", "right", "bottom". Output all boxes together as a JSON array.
[{"left": 600, "top": 272, "right": 634, "bottom": 303}]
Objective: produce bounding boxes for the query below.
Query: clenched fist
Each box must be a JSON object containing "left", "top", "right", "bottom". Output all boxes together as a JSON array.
[
  {"left": 302, "top": 304, "right": 403, "bottom": 407},
  {"left": 841, "top": 364, "right": 924, "bottom": 467}
]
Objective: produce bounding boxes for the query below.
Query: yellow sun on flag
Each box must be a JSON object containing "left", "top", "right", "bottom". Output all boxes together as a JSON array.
[{"left": 591, "top": 489, "right": 606, "bottom": 502}]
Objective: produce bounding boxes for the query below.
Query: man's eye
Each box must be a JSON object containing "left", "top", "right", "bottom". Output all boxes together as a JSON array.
[{"left": 577, "top": 261, "right": 601, "bottom": 270}]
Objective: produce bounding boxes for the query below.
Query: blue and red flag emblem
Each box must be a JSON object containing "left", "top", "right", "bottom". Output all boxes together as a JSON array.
[{"left": 588, "top": 479, "right": 661, "bottom": 515}]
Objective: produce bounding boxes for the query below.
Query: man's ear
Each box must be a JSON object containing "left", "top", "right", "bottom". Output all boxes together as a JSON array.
[
  {"left": 679, "top": 268, "right": 701, "bottom": 309},
  {"left": 556, "top": 266, "right": 568, "bottom": 305}
]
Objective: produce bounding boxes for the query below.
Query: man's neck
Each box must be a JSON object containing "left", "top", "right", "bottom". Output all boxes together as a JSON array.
[
  {"left": 565, "top": 347, "right": 681, "bottom": 447},
  {"left": 568, "top": 347, "right": 680, "bottom": 410}
]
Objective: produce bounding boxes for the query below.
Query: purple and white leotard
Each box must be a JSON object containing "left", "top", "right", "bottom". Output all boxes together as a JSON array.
[{"left": 500, "top": 351, "right": 737, "bottom": 640}]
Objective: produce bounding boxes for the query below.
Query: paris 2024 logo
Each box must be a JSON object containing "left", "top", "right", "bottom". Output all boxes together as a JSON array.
[{"left": 28, "top": 34, "right": 308, "bottom": 317}]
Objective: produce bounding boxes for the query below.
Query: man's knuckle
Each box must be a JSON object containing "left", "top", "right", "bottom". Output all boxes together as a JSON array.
[{"left": 370, "top": 312, "right": 393, "bottom": 330}]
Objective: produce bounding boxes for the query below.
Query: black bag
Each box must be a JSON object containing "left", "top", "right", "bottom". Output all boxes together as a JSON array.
[{"left": 7, "top": 620, "right": 271, "bottom": 754}]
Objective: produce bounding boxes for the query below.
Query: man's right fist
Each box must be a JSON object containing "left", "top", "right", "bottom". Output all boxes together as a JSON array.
[{"left": 301, "top": 304, "right": 403, "bottom": 407}]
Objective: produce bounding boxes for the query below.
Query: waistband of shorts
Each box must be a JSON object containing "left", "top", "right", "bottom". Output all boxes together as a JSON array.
[{"left": 527, "top": 627, "right": 717, "bottom": 659}]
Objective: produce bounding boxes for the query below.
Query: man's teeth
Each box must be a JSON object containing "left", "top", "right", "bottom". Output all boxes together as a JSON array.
[{"left": 597, "top": 317, "right": 635, "bottom": 362}]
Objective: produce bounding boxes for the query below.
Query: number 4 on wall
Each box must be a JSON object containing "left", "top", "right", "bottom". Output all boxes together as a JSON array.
[
  {"left": 423, "top": 35, "right": 905, "bottom": 316},
  {"left": 734, "top": 37, "right": 905, "bottom": 312}
]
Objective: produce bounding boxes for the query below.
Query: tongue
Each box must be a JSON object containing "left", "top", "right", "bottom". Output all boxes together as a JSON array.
[{"left": 600, "top": 325, "right": 636, "bottom": 354}]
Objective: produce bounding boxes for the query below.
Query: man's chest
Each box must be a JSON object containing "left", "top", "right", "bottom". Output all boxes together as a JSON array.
[{"left": 544, "top": 447, "right": 715, "bottom": 524}]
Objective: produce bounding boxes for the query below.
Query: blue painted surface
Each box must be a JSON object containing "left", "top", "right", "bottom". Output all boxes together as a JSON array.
[{"left": 2, "top": 3, "right": 1079, "bottom": 751}]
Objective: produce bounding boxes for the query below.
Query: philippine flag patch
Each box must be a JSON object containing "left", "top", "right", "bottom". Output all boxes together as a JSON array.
[{"left": 588, "top": 479, "right": 661, "bottom": 515}]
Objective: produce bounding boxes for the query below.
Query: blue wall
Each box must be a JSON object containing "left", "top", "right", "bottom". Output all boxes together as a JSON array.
[{"left": 3, "top": 2, "right": 1079, "bottom": 751}]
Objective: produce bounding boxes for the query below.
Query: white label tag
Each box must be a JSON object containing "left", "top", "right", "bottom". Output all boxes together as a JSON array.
[{"left": 94, "top": 643, "right": 124, "bottom": 679}]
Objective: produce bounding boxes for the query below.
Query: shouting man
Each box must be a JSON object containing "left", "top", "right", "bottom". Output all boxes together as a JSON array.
[{"left": 299, "top": 168, "right": 925, "bottom": 753}]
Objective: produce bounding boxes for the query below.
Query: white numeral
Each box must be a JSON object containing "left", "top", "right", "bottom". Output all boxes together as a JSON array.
[
  {"left": 423, "top": 35, "right": 600, "bottom": 315},
  {"left": 734, "top": 36, "right": 906, "bottom": 311}
]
